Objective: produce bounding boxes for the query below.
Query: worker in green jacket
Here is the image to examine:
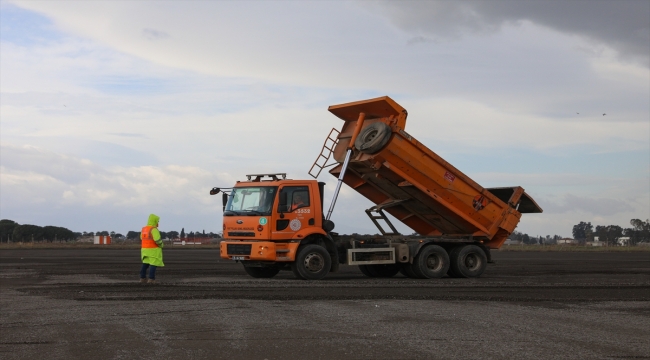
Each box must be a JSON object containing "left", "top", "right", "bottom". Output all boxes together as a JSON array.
[{"left": 140, "top": 214, "right": 164, "bottom": 284}]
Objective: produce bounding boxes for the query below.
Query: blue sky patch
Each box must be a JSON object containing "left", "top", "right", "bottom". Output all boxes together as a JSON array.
[{"left": 0, "top": 3, "right": 62, "bottom": 46}]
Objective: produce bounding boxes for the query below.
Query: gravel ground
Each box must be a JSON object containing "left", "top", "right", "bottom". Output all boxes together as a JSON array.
[{"left": 1, "top": 249, "right": 649, "bottom": 359}]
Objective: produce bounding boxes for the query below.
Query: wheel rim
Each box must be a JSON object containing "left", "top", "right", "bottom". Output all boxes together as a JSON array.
[
  {"left": 304, "top": 252, "right": 325, "bottom": 273},
  {"left": 463, "top": 253, "right": 480, "bottom": 270},
  {"left": 363, "top": 130, "right": 378, "bottom": 143},
  {"left": 425, "top": 253, "right": 443, "bottom": 271}
]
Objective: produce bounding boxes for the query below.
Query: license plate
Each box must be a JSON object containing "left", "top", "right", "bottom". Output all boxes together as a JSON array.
[{"left": 232, "top": 256, "right": 246, "bottom": 261}]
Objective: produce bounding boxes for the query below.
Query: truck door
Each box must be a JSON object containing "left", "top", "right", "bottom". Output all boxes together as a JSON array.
[{"left": 272, "top": 185, "right": 314, "bottom": 240}]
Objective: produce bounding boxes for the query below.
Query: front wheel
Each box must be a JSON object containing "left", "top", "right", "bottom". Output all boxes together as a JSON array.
[
  {"left": 243, "top": 265, "right": 280, "bottom": 278},
  {"left": 448, "top": 245, "right": 487, "bottom": 278},
  {"left": 292, "top": 244, "right": 331, "bottom": 280}
]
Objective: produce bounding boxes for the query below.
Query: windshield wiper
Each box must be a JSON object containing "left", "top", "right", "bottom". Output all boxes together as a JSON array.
[{"left": 241, "top": 210, "right": 264, "bottom": 215}]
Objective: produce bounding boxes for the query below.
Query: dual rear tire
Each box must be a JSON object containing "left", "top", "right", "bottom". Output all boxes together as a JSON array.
[
  {"left": 397, "top": 245, "right": 449, "bottom": 279},
  {"left": 395, "top": 244, "right": 488, "bottom": 279},
  {"left": 447, "top": 245, "right": 487, "bottom": 278}
]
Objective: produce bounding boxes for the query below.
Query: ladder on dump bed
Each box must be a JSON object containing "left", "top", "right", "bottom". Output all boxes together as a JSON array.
[
  {"left": 365, "top": 199, "right": 406, "bottom": 236},
  {"left": 308, "top": 128, "right": 340, "bottom": 179}
]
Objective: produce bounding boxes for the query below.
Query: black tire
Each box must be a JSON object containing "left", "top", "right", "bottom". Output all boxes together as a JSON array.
[
  {"left": 243, "top": 265, "right": 280, "bottom": 278},
  {"left": 370, "top": 264, "right": 401, "bottom": 277},
  {"left": 358, "top": 265, "right": 376, "bottom": 277},
  {"left": 412, "top": 245, "right": 450, "bottom": 279},
  {"left": 448, "top": 245, "right": 487, "bottom": 278},
  {"left": 354, "top": 122, "right": 392, "bottom": 154},
  {"left": 399, "top": 263, "right": 422, "bottom": 278},
  {"left": 291, "top": 244, "right": 331, "bottom": 280}
]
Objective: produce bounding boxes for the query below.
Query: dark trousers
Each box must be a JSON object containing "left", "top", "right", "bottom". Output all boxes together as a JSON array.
[{"left": 140, "top": 263, "right": 157, "bottom": 280}]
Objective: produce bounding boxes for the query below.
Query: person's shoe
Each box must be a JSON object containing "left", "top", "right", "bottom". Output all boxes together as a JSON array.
[
  {"left": 139, "top": 278, "right": 147, "bottom": 284},
  {"left": 147, "top": 279, "right": 156, "bottom": 284}
]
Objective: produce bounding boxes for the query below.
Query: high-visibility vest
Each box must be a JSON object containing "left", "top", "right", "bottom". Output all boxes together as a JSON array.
[
  {"left": 141, "top": 226, "right": 158, "bottom": 248},
  {"left": 291, "top": 202, "right": 304, "bottom": 211}
]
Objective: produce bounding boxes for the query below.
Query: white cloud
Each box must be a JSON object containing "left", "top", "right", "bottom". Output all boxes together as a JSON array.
[
  {"left": 405, "top": 98, "right": 650, "bottom": 153},
  {"left": 0, "top": 144, "right": 233, "bottom": 232},
  {"left": 364, "top": 0, "right": 650, "bottom": 67}
]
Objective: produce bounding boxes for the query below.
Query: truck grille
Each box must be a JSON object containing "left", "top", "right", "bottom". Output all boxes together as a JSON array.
[
  {"left": 227, "top": 244, "right": 252, "bottom": 255},
  {"left": 227, "top": 232, "right": 256, "bottom": 237}
]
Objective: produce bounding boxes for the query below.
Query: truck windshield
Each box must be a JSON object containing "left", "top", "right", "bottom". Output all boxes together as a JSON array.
[{"left": 225, "top": 186, "right": 277, "bottom": 216}]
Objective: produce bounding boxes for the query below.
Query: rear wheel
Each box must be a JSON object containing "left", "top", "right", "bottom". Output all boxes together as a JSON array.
[
  {"left": 412, "top": 245, "right": 450, "bottom": 279},
  {"left": 291, "top": 244, "right": 331, "bottom": 280},
  {"left": 371, "top": 264, "right": 401, "bottom": 277},
  {"left": 360, "top": 264, "right": 401, "bottom": 277},
  {"left": 243, "top": 265, "right": 280, "bottom": 278},
  {"left": 448, "top": 245, "right": 487, "bottom": 278},
  {"left": 399, "top": 263, "right": 422, "bottom": 278},
  {"left": 358, "top": 265, "right": 376, "bottom": 277}
]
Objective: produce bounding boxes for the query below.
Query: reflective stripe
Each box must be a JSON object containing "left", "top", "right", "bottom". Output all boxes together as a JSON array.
[{"left": 141, "top": 226, "right": 158, "bottom": 248}]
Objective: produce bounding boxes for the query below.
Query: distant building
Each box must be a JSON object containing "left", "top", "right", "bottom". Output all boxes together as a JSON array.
[
  {"left": 589, "top": 236, "right": 605, "bottom": 246},
  {"left": 504, "top": 239, "right": 522, "bottom": 245},
  {"left": 617, "top": 237, "right": 630, "bottom": 246},
  {"left": 557, "top": 238, "right": 578, "bottom": 245}
]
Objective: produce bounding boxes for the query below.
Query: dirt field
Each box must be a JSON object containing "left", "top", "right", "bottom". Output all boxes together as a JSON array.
[{"left": 1, "top": 249, "right": 649, "bottom": 359}]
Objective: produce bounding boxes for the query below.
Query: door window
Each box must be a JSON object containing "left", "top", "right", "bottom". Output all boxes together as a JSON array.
[{"left": 278, "top": 186, "right": 310, "bottom": 213}]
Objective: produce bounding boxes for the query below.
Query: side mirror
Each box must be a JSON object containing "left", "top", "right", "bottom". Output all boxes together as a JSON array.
[
  {"left": 210, "top": 187, "right": 220, "bottom": 195},
  {"left": 222, "top": 193, "right": 228, "bottom": 211}
]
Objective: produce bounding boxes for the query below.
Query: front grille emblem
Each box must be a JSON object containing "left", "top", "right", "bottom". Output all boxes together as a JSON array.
[{"left": 236, "top": 219, "right": 243, "bottom": 224}]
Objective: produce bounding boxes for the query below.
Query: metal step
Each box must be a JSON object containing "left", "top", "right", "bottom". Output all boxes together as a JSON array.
[{"left": 347, "top": 247, "right": 396, "bottom": 265}]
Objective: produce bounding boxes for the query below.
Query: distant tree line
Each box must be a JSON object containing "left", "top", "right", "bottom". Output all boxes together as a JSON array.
[
  {"left": 572, "top": 219, "right": 649, "bottom": 246},
  {"left": 509, "top": 231, "right": 562, "bottom": 245},
  {"left": 125, "top": 227, "right": 221, "bottom": 240},
  {"left": 0, "top": 219, "right": 77, "bottom": 243},
  {"left": 0, "top": 219, "right": 222, "bottom": 243}
]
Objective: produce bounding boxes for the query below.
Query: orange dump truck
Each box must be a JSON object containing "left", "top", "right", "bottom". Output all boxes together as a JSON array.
[{"left": 211, "top": 96, "right": 541, "bottom": 280}]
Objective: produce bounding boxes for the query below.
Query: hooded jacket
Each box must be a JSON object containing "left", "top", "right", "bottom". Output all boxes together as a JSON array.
[{"left": 141, "top": 214, "right": 164, "bottom": 267}]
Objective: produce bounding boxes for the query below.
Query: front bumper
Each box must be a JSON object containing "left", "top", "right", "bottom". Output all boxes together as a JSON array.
[{"left": 220, "top": 241, "right": 298, "bottom": 262}]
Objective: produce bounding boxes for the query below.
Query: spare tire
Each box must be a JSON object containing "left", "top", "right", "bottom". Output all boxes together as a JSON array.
[{"left": 354, "top": 122, "right": 392, "bottom": 154}]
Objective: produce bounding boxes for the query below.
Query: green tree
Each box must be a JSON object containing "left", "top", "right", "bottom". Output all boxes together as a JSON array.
[
  {"left": 180, "top": 228, "right": 185, "bottom": 239},
  {"left": 628, "top": 219, "right": 650, "bottom": 245},
  {"left": 572, "top": 221, "right": 593, "bottom": 244},
  {"left": 596, "top": 225, "right": 624, "bottom": 246},
  {"left": 0, "top": 219, "right": 18, "bottom": 243},
  {"left": 12, "top": 224, "right": 45, "bottom": 242},
  {"left": 43, "top": 226, "right": 76, "bottom": 242},
  {"left": 126, "top": 231, "right": 140, "bottom": 240}
]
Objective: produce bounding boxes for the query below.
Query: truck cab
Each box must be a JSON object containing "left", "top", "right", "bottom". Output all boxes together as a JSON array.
[{"left": 216, "top": 173, "right": 337, "bottom": 279}]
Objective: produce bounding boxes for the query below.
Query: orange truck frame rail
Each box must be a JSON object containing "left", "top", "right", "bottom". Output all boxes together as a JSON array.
[{"left": 211, "top": 96, "right": 541, "bottom": 280}]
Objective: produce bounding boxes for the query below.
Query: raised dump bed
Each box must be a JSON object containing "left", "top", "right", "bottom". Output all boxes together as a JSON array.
[{"left": 326, "top": 96, "right": 542, "bottom": 249}]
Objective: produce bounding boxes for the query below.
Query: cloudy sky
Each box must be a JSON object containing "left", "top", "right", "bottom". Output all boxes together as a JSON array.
[{"left": 1, "top": 0, "right": 648, "bottom": 238}]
